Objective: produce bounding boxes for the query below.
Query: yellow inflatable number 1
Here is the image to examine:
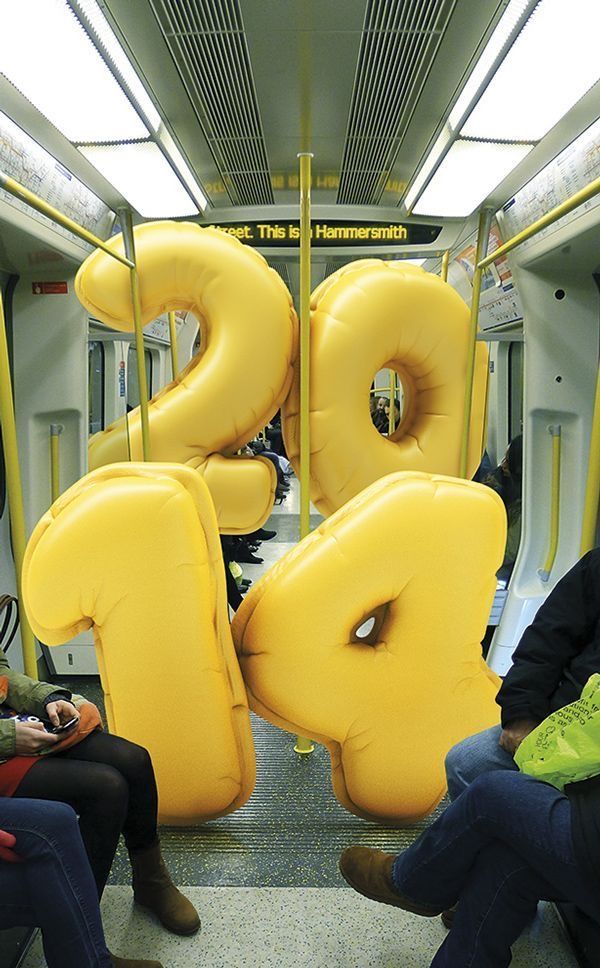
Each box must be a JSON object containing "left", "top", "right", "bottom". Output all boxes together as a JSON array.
[
  {"left": 22, "top": 463, "right": 255, "bottom": 824},
  {"left": 232, "top": 472, "right": 505, "bottom": 824},
  {"left": 76, "top": 221, "right": 298, "bottom": 534}
]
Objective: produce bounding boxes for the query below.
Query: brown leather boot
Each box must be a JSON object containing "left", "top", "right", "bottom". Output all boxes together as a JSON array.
[
  {"left": 339, "top": 846, "right": 441, "bottom": 915},
  {"left": 130, "top": 842, "right": 200, "bottom": 936},
  {"left": 110, "top": 955, "right": 163, "bottom": 967}
]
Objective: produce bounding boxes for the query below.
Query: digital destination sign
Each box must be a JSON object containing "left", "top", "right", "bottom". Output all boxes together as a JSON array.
[{"left": 206, "top": 219, "right": 441, "bottom": 247}]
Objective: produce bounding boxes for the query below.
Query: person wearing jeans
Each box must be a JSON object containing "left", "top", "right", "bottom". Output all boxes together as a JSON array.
[
  {"left": 340, "top": 770, "right": 600, "bottom": 967},
  {"left": 0, "top": 797, "right": 162, "bottom": 968}
]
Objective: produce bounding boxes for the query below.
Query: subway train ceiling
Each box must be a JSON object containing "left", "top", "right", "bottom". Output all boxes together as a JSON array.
[{"left": 1, "top": 0, "right": 599, "bottom": 266}]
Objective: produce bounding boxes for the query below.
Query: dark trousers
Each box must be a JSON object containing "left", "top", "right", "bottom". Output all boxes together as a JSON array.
[
  {"left": 14, "top": 730, "right": 158, "bottom": 896},
  {"left": 392, "top": 771, "right": 598, "bottom": 967},
  {"left": 0, "top": 797, "right": 111, "bottom": 967}
]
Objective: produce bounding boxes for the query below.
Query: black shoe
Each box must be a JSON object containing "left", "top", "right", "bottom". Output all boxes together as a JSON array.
[
  {"left": 234, "top": 550, "right": 264, "bottom": 564},
  {"left": 253, "top": 528, "right": 277, "bottom": 540},
  {"left": 441, "top": 905, "right": 457, "bottom": 929},
  {"left": 240, "top": 579, "right": 252, "bottom": 589}
]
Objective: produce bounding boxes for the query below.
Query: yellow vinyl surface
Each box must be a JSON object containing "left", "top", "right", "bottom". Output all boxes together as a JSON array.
[
  {"left": 232, "top": 472, "right": 504, "bottom": 824},
  {"left": 22, "top": 463, "right": 255, "bottom": 824},
  {"left": 282, "top": 260, "right": 488, "bottom": 516}
]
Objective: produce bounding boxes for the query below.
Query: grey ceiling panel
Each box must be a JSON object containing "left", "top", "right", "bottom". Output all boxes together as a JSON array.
[
  {"left": 151, "top": 0, "right": 273, "bottom": 206},
  {"left": 337, "top": 0, "right": 456, "bottom": 205}
]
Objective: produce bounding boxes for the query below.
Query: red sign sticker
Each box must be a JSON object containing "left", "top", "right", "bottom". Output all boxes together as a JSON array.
[{"left": 31, "top": 281, "right": 68, "bottom": 295}]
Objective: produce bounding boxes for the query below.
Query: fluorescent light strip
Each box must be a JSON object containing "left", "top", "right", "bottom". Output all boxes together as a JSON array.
[
  {"left": 0, "top": 0, "right": 148, "bottom": 142},
  {"left": 79, "top": 142, "right": 200, "bottom": 218},
  {"left": 75, "top": 0, "right": 161, "bottom": 132},
  {"left": 448, "top": 0, "right": 531, "bottom": 130},
  {"left": 404, "top": 127, "right": 452, "bottom": 210},
  {"left": 160, "top": 128, "right": 208, "bottom": 211},
  {"left": 413, "top": 140, "right": 532, "bottom": 217},
  {"left": 462, "top": 0, "right": 600, "bottom": 141}
]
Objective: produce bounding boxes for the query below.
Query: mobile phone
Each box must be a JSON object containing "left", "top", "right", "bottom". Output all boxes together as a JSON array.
[{"left": 49, "top": 716, "right": 79, "bottom": 734}]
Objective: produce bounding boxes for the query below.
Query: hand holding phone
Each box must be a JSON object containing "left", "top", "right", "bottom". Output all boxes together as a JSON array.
[{"left": 49, "top": 716, "right": 79, "bottom": 735}]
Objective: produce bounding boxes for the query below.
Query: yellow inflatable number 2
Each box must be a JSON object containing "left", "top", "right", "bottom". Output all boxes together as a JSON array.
[
  {"left": 232, "top": 472, "right": 505, "bottom": 823},
  {"left": 22, "top": 463, "right": 255, "bottom": 824},
  {"left": 76, "top": 221, "right": 298, "bottom": 534}
]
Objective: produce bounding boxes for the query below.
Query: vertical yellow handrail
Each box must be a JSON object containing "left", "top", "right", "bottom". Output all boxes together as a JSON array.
[
  {"left": 295, "top": 151, "right": 315, "bottom": 757},
  {"left": 581, "top": 365, "right": 600, "bottom": 556},
  {"left": 538, "top": 425, "right": 561, "bottom": 581},
  {"left": 440, "top": 250, "right": 450, "bottom": 282},
  {"left": 168, "top": 310, "right": 179, "bottom": 380},
  {"left": 49, "top": 424, "right": 63, "bottom": 504},
  {"left": 0, "top": 288, "right": 38, "bottom": 678},
  {"left": 459, "top": 208, "right": 493, "bottom": 478},
  {"left": 388, "top": 370, "right": 396, "bottom": 435},
  {"left": 119, "top": 209, "right": 151, "bottom": 461}
]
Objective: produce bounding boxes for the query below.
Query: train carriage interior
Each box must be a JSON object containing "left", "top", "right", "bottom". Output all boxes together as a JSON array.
[{"left": 1, "top": 0, "right": 600, "bottom": 965}]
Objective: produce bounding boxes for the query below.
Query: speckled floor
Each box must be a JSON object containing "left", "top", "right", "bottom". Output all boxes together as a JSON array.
[
  {"left": 24, "top": 476, "right": 580, "bottom": 966},
  {"left": 21, "top": 888, "right": 577, "bottom": 968}
]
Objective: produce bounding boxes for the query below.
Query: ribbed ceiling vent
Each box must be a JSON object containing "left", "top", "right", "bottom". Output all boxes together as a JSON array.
[
  {"left": 269, "top": 262, "right": 291, "bottom": 291},
  {"left": 151, "top": 0, "right": 273, "bottom": 206},
  {"left": 337, "top": 0, "right": 456, "bottom": 206}
]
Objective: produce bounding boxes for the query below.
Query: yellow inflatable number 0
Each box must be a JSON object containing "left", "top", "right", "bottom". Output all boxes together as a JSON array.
[
  {"left": 232, "top": 472, "right": 504, "bottom": 823},
  {"left": 22, "top": 463, "right": 255, "bottom": 824},
  {"left": 76, "top": 221, "right": 298, "bottom": 534},
  {"left": 283, "top": 260, "right": 488, "bottom": 516}
]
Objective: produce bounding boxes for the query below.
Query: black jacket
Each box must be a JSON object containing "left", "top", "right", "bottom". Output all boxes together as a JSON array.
[
  {"left": 497, "top": 548, "right": 600, "bottom": 904},
  {"left": 497, "top": 548, "right": 600, "bottom": 728}
]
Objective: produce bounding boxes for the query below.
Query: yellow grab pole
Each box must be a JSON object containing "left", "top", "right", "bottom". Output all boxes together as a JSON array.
[
  {"left": 295, "top": 151, "right": 315, "bottom": 757},
  {"left": 388, "top": 370, "right": 396, "bottom": 434},
  {"left": 168, "top": 311, "right": 179, "bottom": 380},
  {"left": 119, "top": 209, "right": 151, "bottom": 461},
  {"left": 459, "top": 209, "right": 493, "bottom": 478},
  {"left": 49, "top": 424, "right": 63, "bottom": 504},
  {"left": 440, "top": 250, "right": 450, "bottom": 282},
  {"left": 581, "top": 366, "right": 600, "bottom": 555},
  {"left": 0, "top": 288, "right": 37, "bottom": 678},
  {"left": 0, "top": 170, "right": 133, "bottom": 269},
  {"left": 479, "top": 175, "right": 600, "bottom": 270},
  {"left": 538, "top": 425, "right": 561, "bottom": 581}
]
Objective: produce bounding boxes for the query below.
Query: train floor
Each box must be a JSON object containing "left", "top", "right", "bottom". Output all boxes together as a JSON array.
[{"left": 24, "top": 478, "right": 578, "bottom": 968}]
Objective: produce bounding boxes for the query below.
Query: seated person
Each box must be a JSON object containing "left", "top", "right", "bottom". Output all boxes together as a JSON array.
[
  {"left": 340, "top": 767, "right": 599, "bottom": 967},
  {"left": 483, "top": 435, "right": 523, "bottom": 574},
  {"left": 445, "top": 544, "right": 600, "bottom": 802},
  {"left": 0, "top": 648, "right": 199, "bottom": 936},
  {"left": 1, "top": 797, "right": 162, "bottom": 968}
]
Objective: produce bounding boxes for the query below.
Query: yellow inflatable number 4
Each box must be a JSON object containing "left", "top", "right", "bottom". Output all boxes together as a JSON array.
[
  {"left": 22, "top": 463, "right": 255, "bottom": 824},
  {"left": 232, "top": 472, "right": 505, "bottom": 824}
]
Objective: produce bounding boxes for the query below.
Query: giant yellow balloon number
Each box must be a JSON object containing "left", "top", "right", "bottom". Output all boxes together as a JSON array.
[
  {"left": 283, "top": 260, "right": 488, "bottom": 516},
  {"left": 22, "top": 463, "right": 255, "bottom": 824},
  {"left": 76, "top": 221, "right": 298, "bottom": 534},
  {"left": 232, "top": 472, "right": 504, "bottom": 823}
]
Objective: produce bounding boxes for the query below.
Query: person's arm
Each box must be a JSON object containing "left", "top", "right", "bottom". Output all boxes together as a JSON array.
[
  {"left": 497, "top": 549, "right": 600, "bottom": 728},
  {"left": 0, "top": 651, "right": 71, "bottom": 718}
]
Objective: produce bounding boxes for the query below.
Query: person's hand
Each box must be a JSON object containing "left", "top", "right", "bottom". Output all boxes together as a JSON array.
[
  {"left": 498, "top": 718, "right": 539, "bottom": 756},
  {"left": 15, "top": 721, "right": 59, "bottom": 754},
  {"left": 45, "top": 699, "right": 79, "bottom": 729},
  {"left": 0, "top": 829, "right": 21, "bottom": 863}
]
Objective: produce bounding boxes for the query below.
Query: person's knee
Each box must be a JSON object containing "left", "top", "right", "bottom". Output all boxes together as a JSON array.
[
  {"left": 119, "top": 741, "right": 153, "bottom": 784},
  {"left": 90, "top": 765, "right": 129, "bottom": 818},
  {"left": 445, "top": 738, "right": 473, "bottom": 797}
]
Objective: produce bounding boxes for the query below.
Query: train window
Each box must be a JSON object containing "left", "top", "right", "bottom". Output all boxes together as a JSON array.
[
  {"left": 88, "top": 340, "right": 105, "bottom": 435},
  {"left": 127, "top": 345, "right": 153, "bottom": 410},
  {"left": 508, "top": 342, "right": 524, "bottom": 440}
]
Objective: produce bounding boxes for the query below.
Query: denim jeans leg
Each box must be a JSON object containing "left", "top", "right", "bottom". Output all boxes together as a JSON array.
[
  {"left": 445, "top": 725, "right": 517, "bottom": 801},
  {"left": 392, "top": 772, "right": 591, "bottom": 917},
  {"left": 430, "top": 841, "right": 558, "bottom": 968},
  {"left": 0, "top": 797, "right": 112, "bottom": 968}
]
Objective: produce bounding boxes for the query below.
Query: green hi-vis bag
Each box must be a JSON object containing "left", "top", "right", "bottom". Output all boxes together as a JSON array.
[{"left": 514, "top": 674, "right": 600, "bottom": 792}]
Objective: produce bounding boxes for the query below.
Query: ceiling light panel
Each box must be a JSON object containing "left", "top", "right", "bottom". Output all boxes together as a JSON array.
[
  {"left": 79, "top": 143, "right": 199, "bottom": 218},
  {"left": 462, "top": 0, "right": 600, "bottom": 142},
  {"left": 75, "top": 0, "right": 161, "bottom": 132},
  {"left": 413, "top": 140, "right": 533, "bottom": 217},
  {"left": 0, "top": 0, "right": 148, "bottom": 142}
]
